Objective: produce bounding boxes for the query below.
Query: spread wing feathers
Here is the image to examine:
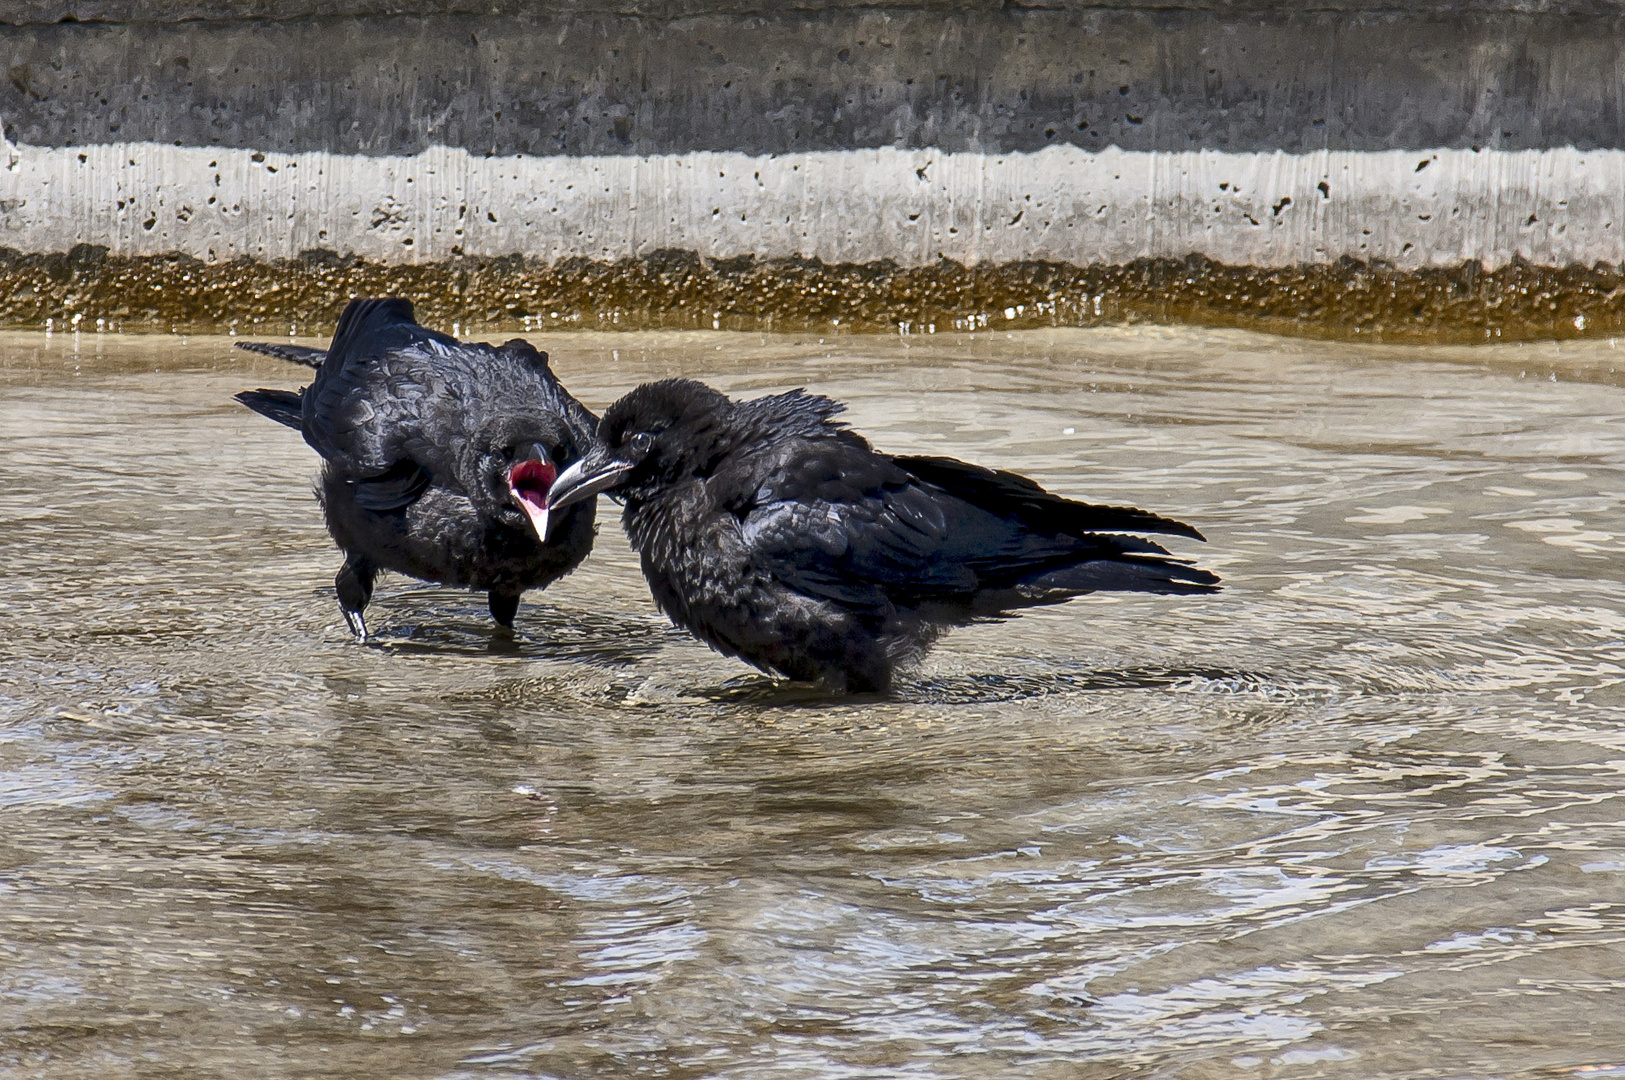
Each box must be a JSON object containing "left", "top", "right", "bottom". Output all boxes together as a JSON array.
[
  {"left": 736, "top": 440, "right": 1216, "bottom": 614},
  {"left": 302, "top": 298, "right": 460, "bottom": 463},
  {"left": 894, "top": 454, "right": 1207, "bottom": 542},
  {"left": 304, "top": 319, "right": 598, "bottom": 488},
  {"left": 233, "top": 342, "right": 329, "bottom": 368},
  {"left": 236, "top": 298, "right": 597, "bottom": 515},
  {"left": 323, "top": 298, "right": 458, "bottom": 369},
  {"left": 234, "top": 388, "right": 304, "bottom": 430}
]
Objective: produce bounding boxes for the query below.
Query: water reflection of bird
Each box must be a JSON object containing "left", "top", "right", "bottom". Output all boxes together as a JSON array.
[
  {"left": 546, "top": 378, "right": 1220, "bottom": 693},
  {"left": 234, "top": 298, "right": 598, "bottom": 640}
]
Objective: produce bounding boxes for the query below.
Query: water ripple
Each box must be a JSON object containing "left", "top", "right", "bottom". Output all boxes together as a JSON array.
[{"left": 4, "top": 329, "right": 1625, "bottom": 1077}]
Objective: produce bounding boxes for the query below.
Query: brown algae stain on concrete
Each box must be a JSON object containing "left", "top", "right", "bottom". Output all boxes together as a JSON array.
[{"left": 3, "top": 246, "right": 1622, "bottom": 343}]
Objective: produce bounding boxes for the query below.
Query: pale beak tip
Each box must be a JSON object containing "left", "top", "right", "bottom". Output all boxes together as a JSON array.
[{"left": 512, "top": 489, "right": 552, "bottom": 544}]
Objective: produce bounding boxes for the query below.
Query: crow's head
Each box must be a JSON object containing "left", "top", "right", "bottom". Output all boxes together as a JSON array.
[
  {"left": 465, "top": 413, "right": 583, "bottom": 541},
  {"left": 543, "top": 379, "right": 732, "bottom": 530}
]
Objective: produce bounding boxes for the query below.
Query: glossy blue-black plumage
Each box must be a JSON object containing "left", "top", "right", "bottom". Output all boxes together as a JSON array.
[
  {"left": 235, "top": 298, "right": 598, "bottom": 637},
  {"left": 559, "top": 378, "right": 1219, "bottom": 691}
]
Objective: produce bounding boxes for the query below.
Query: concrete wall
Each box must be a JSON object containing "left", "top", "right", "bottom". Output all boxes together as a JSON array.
[
  {"left": 6, "top": 143, "right": 1622, "bottom": 271},
  {"left": 3, "top": 1, "right": 1624, "bottom": 337},
  {"left": 9, "top": 0, "right": 1625, "bottom": 24},
  {"left": 8, "top": 7, "right": 1625, "bottom": 155}
]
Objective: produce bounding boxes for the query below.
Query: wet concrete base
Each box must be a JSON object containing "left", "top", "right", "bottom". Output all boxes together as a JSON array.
[{"left": 1, "top": 246, "right": 1617, "bottom": 343}]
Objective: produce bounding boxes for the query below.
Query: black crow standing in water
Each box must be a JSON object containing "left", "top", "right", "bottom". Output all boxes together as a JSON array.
[
  {"left": 234, "top": 298, "right": 598, "bottom": 640},
  {"left": 545, "top": 379, "right": 1219, "bottom": 692}
]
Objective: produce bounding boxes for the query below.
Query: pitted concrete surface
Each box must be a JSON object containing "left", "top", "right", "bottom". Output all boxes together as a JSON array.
[
  {"left": 4, "top": 142, "right": 1620, "bottom": 270},
  {"left": 3, "top": 1, "right": 1623, "bottom": 335}
]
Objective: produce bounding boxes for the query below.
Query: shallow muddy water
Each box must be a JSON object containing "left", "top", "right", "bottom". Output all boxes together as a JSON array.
[{"left": 4, "top": 326, "right": 1625, "bottom": 1078}]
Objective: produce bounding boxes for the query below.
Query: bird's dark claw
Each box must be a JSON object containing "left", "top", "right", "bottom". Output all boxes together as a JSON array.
[{"left": 342, "top": 608, "right": 369, "bottom": 642}]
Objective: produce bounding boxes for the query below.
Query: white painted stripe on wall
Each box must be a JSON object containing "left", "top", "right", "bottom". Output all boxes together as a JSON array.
[{"left": 1, "top": 139, "right": 1620, "bottom": 268}]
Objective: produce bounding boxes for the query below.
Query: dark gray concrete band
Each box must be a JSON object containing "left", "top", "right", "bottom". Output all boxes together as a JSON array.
[
  {"left": 7, "top": 0, "right": 1625, "bottom": 24},
  {"left": 4, "top": 6, "right": 1625, "bottom": 154}
]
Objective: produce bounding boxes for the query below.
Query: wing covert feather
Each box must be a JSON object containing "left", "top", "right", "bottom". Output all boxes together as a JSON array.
[
  {"left": 727, "top": 438, "right": 1206, "bottom": 613},
  {"left": 730, "top": 440, "right": 987, "bottom": 612}
]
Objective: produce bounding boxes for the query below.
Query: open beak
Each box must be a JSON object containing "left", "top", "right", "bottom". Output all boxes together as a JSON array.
[
  {"left": 507, "top": 457, "right": 558, "bottom": 542},
  {"left": 544, "top": 446, "right": 634, "bottom": 537}
]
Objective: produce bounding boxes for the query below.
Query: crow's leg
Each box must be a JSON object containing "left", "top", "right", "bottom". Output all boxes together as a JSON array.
[
  {"left": 488, "top": 589, "right": 521, "bottom": 630},
  {"left": 771, "top": 617, "right": 894, "bottom": 694},
  {"left": 335, "top": 556, "right": 376, "bottom": 642}
]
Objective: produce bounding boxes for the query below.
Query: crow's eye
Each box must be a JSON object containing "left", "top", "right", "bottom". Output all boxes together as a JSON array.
[{"left": 628, "top": 431, "right": 654, "bottom": 455}]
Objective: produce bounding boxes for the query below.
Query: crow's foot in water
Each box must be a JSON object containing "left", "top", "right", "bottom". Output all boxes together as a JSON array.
[
  {"left": 488, "top": 589, "right": 520, "bottom": 630},
  {"left": 336, "top": 555, "right": 375, "bottom": 642}
]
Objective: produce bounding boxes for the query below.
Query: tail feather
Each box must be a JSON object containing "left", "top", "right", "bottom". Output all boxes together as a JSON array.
[
  {"left": 1025, "top": 557, "right": 1221, "bottom": 596},
  {"left": 235, "top": 388, "right": 304, "bottom": 430},
  {"left": 896, "top": 454, "right": 1207, "bottom": 542},
  {"left": 233, "top": 341, "right": 328, "bottom": 368}
]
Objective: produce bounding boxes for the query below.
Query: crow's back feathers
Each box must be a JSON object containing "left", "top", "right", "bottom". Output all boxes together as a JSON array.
[{"left": 728, "top": 388, "right": 849, "bottom": 446}]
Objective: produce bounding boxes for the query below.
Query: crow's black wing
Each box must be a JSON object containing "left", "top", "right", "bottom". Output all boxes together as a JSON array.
[
  {"left": 300, "top": 300, "right": 459, "bottom": 467},
  {"left": 346, "top": 457, "right": 434, "bottom": 511},
  {"left": 893, "top": 454, "right": 1206, "bottom": 542},
  {"left": 729, "top": 440, "right": 1217, "bottom": 612},
  {"left": 324, "top": 298, "right": 456, "bottom": 367},
  {"left": 285, "top": 298, "right": 479, "bottom": 515},
  {"left": 893, "top": 454, "right": 1219, "bottom": 594},
  {"left": 727, "top": 439, "right": 1046, "bottom": 613},
  {"left": 303, "top": 346, "right": 458, "bottom": 495},
  {"left": 234, "top": 379, "right": 433, "bottom": 510}
]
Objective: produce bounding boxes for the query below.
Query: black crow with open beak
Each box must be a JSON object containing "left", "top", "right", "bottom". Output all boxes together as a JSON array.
[
  {"left": 234, "top": 298, "right": 598, "bottom": 640},
  {"left": 546, "top": 378, "right": 1219, "bottom": 692}
]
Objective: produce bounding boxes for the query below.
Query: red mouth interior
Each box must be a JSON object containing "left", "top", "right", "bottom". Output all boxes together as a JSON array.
[{"left": 508, "top": 459, "right": 557, "bottom": 511}]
